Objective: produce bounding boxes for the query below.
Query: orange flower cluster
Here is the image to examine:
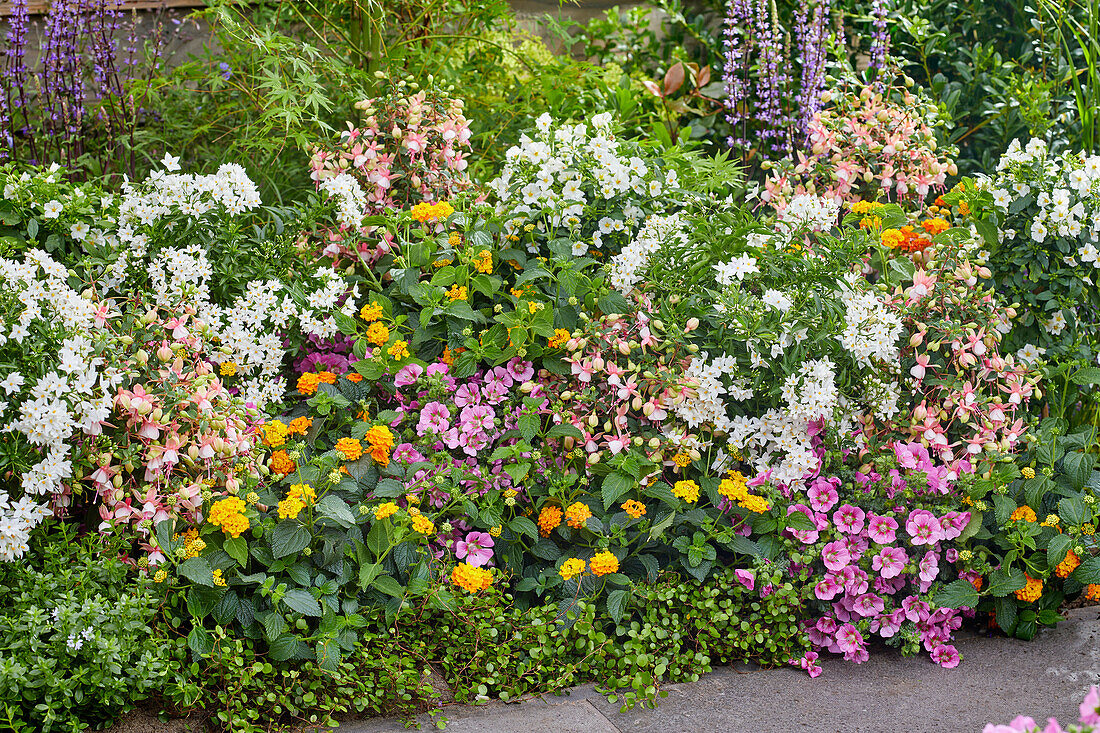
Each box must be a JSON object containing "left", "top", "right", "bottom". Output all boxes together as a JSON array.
[
  {"left": 565, "top": 501, "right": 592, "bottom": 529},
  {"left": 411, "top": 201, "right": 455, "bottom": 223},
  {"left": 364, "top": 425, "right": 394, "bottom": 465},
  {"left": 548, "top": 328, "right": 570, "bottom": 349},
  {"left": 1015, "top": 574, "right": 1043, "bottom": 603},
  {"left": 538, "top": 505, "right": 562, "bottom": 536},
  {"left": 621, "top": 500, "right": 646, "bottom": 518},
  {"left": 269, "top": 450, "right": 296, "bottom": 476},
  {"left": 366, "top": 322, "right": 390, "bottom": 346},
  {"left": 287, "top": 416, "right": 312, "bottom": 435},
  {"left": 1056, "top": 550, "right": 1081, "bottom": 578},
  {"left": 472, "top": 250, "right": 493, "bottom": 274},
  {"left": 297, "top": 372, "right": 321, "bottom": 395},
  {"left": 880, "top": 226, "right": 930, "bottom": 253},
  {"left": 335, "top": 437, "right": 364, "bottom": 461},
  {"left": 1010, "top": 506, "right": 1038, "bottom": 523}
]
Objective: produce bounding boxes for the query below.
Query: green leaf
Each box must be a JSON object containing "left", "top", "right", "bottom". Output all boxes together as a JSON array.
[
  {"left": 1071, "top": 366, "right": 1100, "bottom": 386},
  {"left": 178, "top": 557, "right": 215, "bottom": 587},
  {"left": 358, "top": 561, "right": 382, "bottom": 590},
  {"left": 994, "top": 597, "right": 1018, "bottom": 635},
  {"left": 728, "top": 535, "right": 761, "bottom": 558},
  {"left": 606, "top": 588, "right": 630, "bottom": 623},
  {"left": 374, "top": 478, "right": 405, "bottom": 498},
  {"left": 601, "top": 472, "right": 633, "bottom": 510},
  {"left": 1063, "top": 452, "right": 1096, "bottom": 491},
  {"left": 315, "top": 638, "right": 342, "bottom": 672},
  {"left": 213, "top": 590, "right": 241, "bottom": 626},
  {"left": 934, "top": 579, "right": 980, "bottom": 609},
  {"left": 508, "top": 516, "right": 539, "bottom": 540},
  {"left": 317, "top": 494, "right": 357, "bottom": 527},
  {"left": 271, "top": 522, "right": 311, "bottom": 559},
  {"left": 987, "top": 567, "right": 1027, "bottom": 597},
  {"left": 223, "top": 536, "right": 248, "bottom": 568},
  {"left": 372, "top": 574, "right": 405, "bottom": 598},
  {"left": 784, "top": 510, "right": 815, "bottom": 532},
  {"left": 1047, "top": 533, "right": 1072, "bottom": 568},
  {"left": 1059, "top": 496, "right": 1089, "bottom": 526},
  {"left": 366, "top": 519, "right": 391, "bottom": 557},
  {"left": 518, "top": 413, "right": 541, "bottom": 442},
  {"left": 992, "top": 494, "right": 1016, "bottom": 526},
  {"left": 1023, "top": 476, "right": 1054, "bottom": 511},
  {"left": 504, "top": 462, "right": 531, "bottom": 483},
  {"left": 1073, "top": 556, "right": 1100, "bottom": 584},
  {"left": 598, "top": 291, "right": 630, "bottom": 315},
  {"left": 269, "top": 634, "right": 309, "bottom": 661},
  {"left": 187, "top": 626, "right": 214, "bottom": 656},
  {"left": 282, "top": 588, "right": 321, "bottom": 617}
]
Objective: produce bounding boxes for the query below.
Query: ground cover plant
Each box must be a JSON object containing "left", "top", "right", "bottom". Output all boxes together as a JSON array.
[{"left": 1, "top": 0, "right": 1099, "bottom": 731}]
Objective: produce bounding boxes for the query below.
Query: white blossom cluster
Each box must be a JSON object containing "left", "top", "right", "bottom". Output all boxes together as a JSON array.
[
  {"left": 489, "top": 112, "right": 678, "bottom": 256},
  {"left": 319, "top": 172, "right": 367, "bottom": 227},
  {"left": 984, "top": 138, "right": 1100, "bottom": 270},
  {"left": 837, "top": 279, "right": 903, "bottom": 366},
  {"left": 776, "top": 194, "right": 841, "bottom": 232},
  {"left": 0, "top": 491, "right": 51, "bottom": 562},
  {"left": 607, "top": 213, "right": 688, "bottom": 293}
]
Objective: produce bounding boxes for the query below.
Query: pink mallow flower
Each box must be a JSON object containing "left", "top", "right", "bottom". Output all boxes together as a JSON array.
[
  {"left": 808, "top": 477, "right": 840, "bottom": 512},
  {"left": 906, "top": 509, "right": 944, "bottom": 545},
  {"left": 833, "top": 503, "right": 866, "bottom": 535},
  {"left": 930, "top": 643, "right": 960, "bottom": 669},
  {"left": 821, "top": 541, "right": 851, "bottom": 572},
  {"left": 454, "top": 531, "right": 495, "bottom": 567},
  {"left": 866, "top": 513, "right": 898, "bottom": 544},
  {"left": 871, "top": 546, "right": 908, "bottom": 579}
]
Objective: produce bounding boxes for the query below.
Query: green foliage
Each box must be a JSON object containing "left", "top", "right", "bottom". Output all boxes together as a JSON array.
[{"left": 0, "top": 526, "right": 171, "bottom": 732}]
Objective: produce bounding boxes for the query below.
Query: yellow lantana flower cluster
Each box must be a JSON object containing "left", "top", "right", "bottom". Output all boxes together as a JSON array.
[
  {"left": 565, "top": 501, "right": 593, "bottom": 529},
  {"left": 472, "top": 250, "right": 493, "bottom": 273},
  {"left": 672, "top": 480, "right": 700, "bottom": 503},
  {"left": 411, "top": 201, "right": 455, "bottom": 223},
  {"left": 451, "top": 562, "right": 492, "bottom": 592},
  {"left": 559, "top": 557, "right": 586, "bottom": 580},
  {"left": 263, "top": 419, "right": 288, "bottom": 448},
  {"left": 335, "top": 437, "right": 364, "bottom": 461},
  {"left": 208, "top": 497, "right": 250, "bottom": 538},
  {"left": 589, "top": 550, "right": 619, "bottom": 577},
  {"left": 538, "top": 505, "right": 562, "bottom": 536},
  {"left": 366, "top": 322, "right": 390, "bottom": 346},
  {"left": 374, "top": 502, "right": 399, "bottom": 520},
  {"left": 718, "top": 471, "right": 769, "bottom": 512},
  {"left": 360, "top": 302, "right": 384, "bottom": 321},
  {"left": 548, "top": 328, "right": 570, "bottom": 348}
]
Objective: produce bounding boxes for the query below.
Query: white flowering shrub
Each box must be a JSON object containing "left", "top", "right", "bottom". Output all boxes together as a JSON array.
[
  {"left": 489, "top": 112, "right": 738, "bottom": 259},
  {"left": 960, "top": 138, "right": 1100, "bottom": 366}
]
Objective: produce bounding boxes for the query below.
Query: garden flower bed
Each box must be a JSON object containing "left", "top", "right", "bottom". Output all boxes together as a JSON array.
[{"left": 1, "top": 0, "right": 1099, "bottom": 730}]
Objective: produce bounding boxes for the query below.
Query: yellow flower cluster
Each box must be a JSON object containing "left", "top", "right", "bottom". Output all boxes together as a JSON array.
[
  {"left": 1015, "top": 574, "right": 1043, "bottom": 603},
  {"left": 1041, "top": 514, "right": 1060, "bottom": 528},
  {"left": 278, "top": 484, "right": 315, "bottom": 520},
  {"left": 411, "top": 201, "right": 455, "bottom": 223},
  {"left": 446, "top": 285, "right": 468, "bottom": 301},
  {"left": 859, "top": 215, "right": 883, "bottom": 230},
  {"left": 1021, "top": 466, "right": 1036, "bottom": 479},
  {"left": 672, "top": 480, "right": 700, "bottom": 503},
  {"left": 183, "top": 529, "right": 205, "bottom": 559},
  {"left": 451, "top": 562, "right": 493, "bottom": 592},
  {"left": 360, "top": 302, "right": 384, "bottom": 321},
  {"left": 538, "top": 505, "right": 562, "bottom": 536},
  {"left": 621, "top": 500, "right": 646, "bottom": 519},
  {"left": 472, "top": 250, "right": 493, "bottom": 274},
  {"left": 412, "top": 514, "right": 435, "bottom": 534},
  {"left": 432, "top": 258, "right": 453, "bottom": 268},
  {"left": 921, "top": 217, "right": 950, "bottom": 235},
  {"left": 590, "top": 550, "right": 619, "bottom": 577},
  {"left": 208, "top": 497, "right": 250, "bottom": 538},
  {"left": 366, "top": 322, "right": 390, "bottom": 346},
  {"left": 153, "top": 569, "right": 167, "bottom": 583},
  {"left": 548, "top": 328, "right": 570, "bottom": 348},
  {"left": 850, "top": 200, "right": 883, "bottom": 215},
  {"left": 880, "top": 228, "right": 905, "bottom": 248},
  {"left": 388, "top": 340, "right": 410, "bottom": 359},
  {"left": 335, "top": 437, "right": 364, "bottom": 461},
  {"left": 448, "top": 232, "right": 462, "bottom": 247},
  {"left": 559, "top": 557, "right": 586, "bottom": 580},
  {"left": 1010, "top": 506, "right": 1038, "bottom": 523},
  {"left": 672, "top": 452, "right": 693, "bottom": 468},
  {"left": 263, "top": 419, "right": 288, "bottom": 448},
  {"left": 289, "top": 483, "right": 316, "bottom": 503},
  {"left": 565, "top": 501, "right": 593, "bottom": 529},
  {"left": 718, "top": 471, "right": 770, "bottom": 513},
  {"left": 219, "top": 361, "right": 238, "bottom": 376},
  {"left": 297, "top": 372, "right": 321, "bottom": 395},
  {"left": 374, "top": 502, "right": 399, "bottom": 520},
  {"left": 365, "top": 425, "right": 395, "bottom": 465},
  {"left": 212, "top": 569, "right": 227, "bottom": 587},
  {"left": 1056, "top": 550, "right": 1081, "bottom": 578}
]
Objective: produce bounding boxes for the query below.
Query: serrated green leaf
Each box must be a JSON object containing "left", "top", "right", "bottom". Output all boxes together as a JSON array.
[
  {"left": 601, "top": 472, "right": 633, "bottom": 510},
  {"left": 271, "top": 521, "right": 311, "bottom": 559},
  {"left": 606, "top": 588, "right": 629, "bottom": 623},
  {"left": 178, "top": 557, "right": 215, "bottom": 587},
  {"left": 282, "top": 588, "right": 321, "bottom": 616},
  {"left": 934, "top": 579, "right": 980, "bottom": 609}
]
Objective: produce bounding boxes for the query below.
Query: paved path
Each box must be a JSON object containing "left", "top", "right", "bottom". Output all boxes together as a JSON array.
[{"left": 342, "top": 607, "right": 1100, "bottom": 733}]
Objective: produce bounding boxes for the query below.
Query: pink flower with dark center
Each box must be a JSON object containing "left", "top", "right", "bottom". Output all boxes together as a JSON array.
[
  {"left": 455, "top": 531, "right": 495, "bottom": 567},
  {"left": 454, "top": 383, "right": 481, "bottom": 408},
  {"left": 930, "top": 644, "right": 960, "bottom": 669},
  {"left": 918, "top": 550, "right": 940, "bottom": 584},
  {"left": 506, "top": 358, "right": 534, "bottom": 382},
  {"left": 459, "top": 403, "right": 495, "bottom": 433},
  {"left": 822, "top": 541, "right": 851, "bottom": 572},
  {"left": 417, "top": 401, "right": 451, "bottom": 436},
  {"left": 835, "top": 623, "right": 864, "bottom": 654},
  {"left": 852, "top": 593, "right": 885, "bottom": 618},
  {"left": 902, "top": 596, "right": 931, "bottom": 623},
  {"left": 808, "top": 477, "right": 840, "bottom": 512},
  {"left": 833, "top": 503, "right": 866, "bottom": 534},
  {"left": 871, "top": 546, "right": 908, "bottom": 579},
  {"left": 815, "top": 575, "right": 842, "bottom": 601},
  {"left": 395, "top": 363, "right": 424, "bottom": 387},
  {"left": 839, "top": 566, "right": 869, "bottom": 595},
  {"left": 866, "top": 513, "right": 898, "bottom": 544},
  {"left": 906, "top": 509, "right": 944, "bottom": 545},
  {"left": 734, "top": 569, "right": 755, "bottom": 590}
]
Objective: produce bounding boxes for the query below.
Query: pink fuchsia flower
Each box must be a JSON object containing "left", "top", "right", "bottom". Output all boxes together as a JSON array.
[
  {"left": 871, "top": 546, "right": 908, "bottom": 579},
  {"left": 821, "top": 541, "right": 851, "bottom": 572},
  {"left": 832, "top": 504, "right": 866, "bottom": 534},
  {"left": 930, "top": 643, "right": 960, "bottom": 669},
  {"left": 866, "top": 513, "right": 898, "bottom": 544},
  {"left": 734, "top": 569, "right": 755, "bottom": 590},
  {"left": 455, "top": 531, "right": 495, "bottom": 567},
  {"left": 906, "top": 509, "right": 944, "bottom": 545},
  {"left": 851, "top": 593, "right": 885, "bottom": 618},
  {"left": 808, "top": 476, "right": 840, "bottom": 512}
]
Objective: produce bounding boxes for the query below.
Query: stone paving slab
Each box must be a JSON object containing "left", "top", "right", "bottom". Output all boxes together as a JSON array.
[{"left": 340, "top": 607, "right": 1100, "bottom": 733}]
